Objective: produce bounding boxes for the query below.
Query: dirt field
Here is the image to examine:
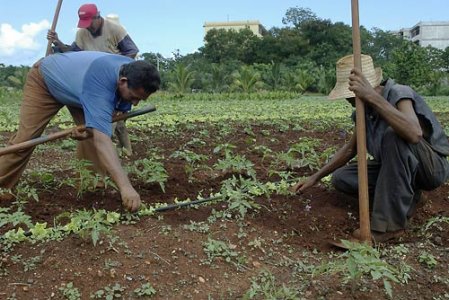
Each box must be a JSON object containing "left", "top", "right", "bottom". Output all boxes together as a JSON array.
[{"left": 1, "top": 122, "right": 448, "bottom": 299}]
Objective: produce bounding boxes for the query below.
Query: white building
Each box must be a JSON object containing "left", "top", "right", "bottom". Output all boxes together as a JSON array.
[
  {"left": 397, "top": 21, "right": 449, "bottom": 50},
  {"left": 203, "top": 20, "right": 267, "bottom": 37}
]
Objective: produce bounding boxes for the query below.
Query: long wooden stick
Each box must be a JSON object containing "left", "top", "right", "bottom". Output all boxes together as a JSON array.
[
  {"left": 45, "top": 0, "right": 64, "bottom": 56},
  {"left": 351, "top": 0, "right": 371, "bottom": 244},
  {"left": 0, "top": 105, "right": 156, "bottom": 157}
]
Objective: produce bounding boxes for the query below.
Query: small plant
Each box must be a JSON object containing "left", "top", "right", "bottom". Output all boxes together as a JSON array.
[
  {"left": 418, "top": 251, "right": 437, "bottom": 269},
  {"left": 13, "top": 182, "right": 39, "bottom": 208},
  {"left": 60, "top": 209, "right": 120, "bottom": 246},
  {"left": 183, "top": 221, "right": 210, "bottom": 233},
  {"left": 133, "top": 282, "right": 157, "bottom": 297},
  {"left": 315, "top": 240, "right": 410, "bottom": 299},
  {"left": 0, "top": 207, "right": 33, "bottom": 229},
  {"left": 128, "top": 157, "right": 168, "bottom": 192},
  {"left": 59, "top": 282, "right": 81, "bottom": 300},
  {"left": 220, "top": 176, "right": 261, "bottom": 219},
  {"left": 25, "top": 167, "right": 58, "bottom": 189},
  {"left": 90, "top": 283, "right": 125, "bottom": 299},
  {"left": 422, "top": 216, "right": 449, "bottom": 233},
  {"left": 62, "top": 159, "right": 111, "bottom": 198},
  {"left": 213, "top": 154, "right": 256, "bottom": 178},
  {"left": 23, "top": 255, "right": 42, "bottom": 272},
  {"left": 243, "top": 270, "right": 299, "bottom": 300},
  {"left": 170, "top": 149, "right": 209, "bottom": 181},
  {"left": 203, "top": 238, "right": 239, "bottom": 265}
]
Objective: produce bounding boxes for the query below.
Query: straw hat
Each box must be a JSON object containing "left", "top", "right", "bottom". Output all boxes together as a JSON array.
[{"left": 328, "top": 54, "right": 382, "bottom": 100}]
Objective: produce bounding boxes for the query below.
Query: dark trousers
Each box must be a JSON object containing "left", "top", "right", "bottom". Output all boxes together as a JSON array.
[{"left": 331, "top": 128, "right": 449, "bottom": 232}]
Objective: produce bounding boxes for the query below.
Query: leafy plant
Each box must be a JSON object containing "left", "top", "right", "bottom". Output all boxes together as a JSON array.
[
  {"left": 59, "top": 282, "right": 81, "bottom": 300},
  {"left": 133, "top": 283, "right": 157, "bottom": 297},
  {"left": 63, "top": 159, "right": 113, "bottom": 198},
  {"left": 213, "top": 154, "right": 256, "bottom": 178},
  {"left": 203, "top": 238, "right": 239, "bottom": 265},
  {"left": 60, "top": 209, "right": 120, "bottom": 246},
  {"left": 220, "top": 176, "right": 262, "bottom": 219},
  {"left": 314, "top": 240, "right": 410, "bottom": 299},
  {"left": 0, "top": 207, "right": 33, "bottom": 229},
  {"left": 243, "top": 270, "right": 299, "bottom": 300},
  {"left": 418, "top": 251, "right": 437, "bottom": 269},
  {"left": 170, "top": 149, "right": 209, "bottom": 181},
  {"left": 128, "top": 157, "right": 168, "bottom": 192},
  {"left": 90, "top": 283, "right": 125, "bottom": 299}
]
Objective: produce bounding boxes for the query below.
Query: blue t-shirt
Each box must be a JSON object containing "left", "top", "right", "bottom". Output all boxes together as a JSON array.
[{"left": 40, "top": 51, "right": 133, "bottom": 136}]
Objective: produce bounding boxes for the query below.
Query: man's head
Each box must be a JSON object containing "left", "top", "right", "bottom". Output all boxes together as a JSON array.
[
  {"left": 328, "top": 54, "right": 382, "bottom": 100},
  {"left": 77, "top": 4, "right": 100, "bottom": 29},
  {"left": 117, "top": 61, "right": 161, "bottom": 106}
]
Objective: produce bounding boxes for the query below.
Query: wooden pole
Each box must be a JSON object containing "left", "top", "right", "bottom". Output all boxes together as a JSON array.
[
  {"left": 351, "top": 0, "right": 372, "bottom": 244},
  {"left": 0, "top": 105, "right": 156, "bottom": 157},
  {"left": 45, "top": 0, "right": 64, "bottom": 56}
]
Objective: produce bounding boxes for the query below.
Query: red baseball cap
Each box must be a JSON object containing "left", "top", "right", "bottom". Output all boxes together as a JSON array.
[{"left": 77, "top": 4, "right": 98, "bottom": 28}]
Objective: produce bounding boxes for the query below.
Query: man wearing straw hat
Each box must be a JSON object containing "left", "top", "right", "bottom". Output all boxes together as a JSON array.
[{"left": 292, "top": 54, "right": 449, "bottom": 242}]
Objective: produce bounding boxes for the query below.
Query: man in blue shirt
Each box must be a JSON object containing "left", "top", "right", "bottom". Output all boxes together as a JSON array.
[{"left": 0, "top": 51, "right": 160, "bottom": 212}]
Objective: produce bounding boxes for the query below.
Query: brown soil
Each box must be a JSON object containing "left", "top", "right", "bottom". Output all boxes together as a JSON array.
[{"left": 0, "top": 123, "right": 448, "bottom": 299}]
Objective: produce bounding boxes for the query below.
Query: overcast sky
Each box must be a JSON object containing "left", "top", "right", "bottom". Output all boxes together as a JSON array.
[{"left": 1, "top": 0, "right": 448, "bottom": 66}]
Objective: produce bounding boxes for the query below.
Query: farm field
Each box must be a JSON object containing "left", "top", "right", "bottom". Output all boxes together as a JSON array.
[{"left": 1, "top": 93, "right": 449, "bottom": 299}]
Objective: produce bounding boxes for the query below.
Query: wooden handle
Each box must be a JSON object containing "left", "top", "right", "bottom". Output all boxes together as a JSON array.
[
  {"left": 351, "top": 0, "right": 371, "bottom": 245},
  {"left": 0, "top": 105, "right": 156, "bottom": 157},
  {"left": 45, "top": 0, "right": 64, "bottom": 56}
]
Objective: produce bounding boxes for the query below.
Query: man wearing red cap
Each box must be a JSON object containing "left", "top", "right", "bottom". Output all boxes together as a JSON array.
[
  {"left": 47, "top": 4, "right": 139, "bottom": 156},
  {"left": 48, "top": 3, "right": 139, "bottom": 58}
]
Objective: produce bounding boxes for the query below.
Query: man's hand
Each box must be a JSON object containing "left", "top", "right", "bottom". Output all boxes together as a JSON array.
[
  {"left": 120, "top": 187, "right": 141, "bottom": 212},
  {"left": 348, "top": 68, "right": 377, "bottom": 101},
  {"left": 70, "top": 127, "right": 92, "bottom": 140},
  {"left": 47, "top": 30, "right": 60, "bottom": 44},
  {"left": 290, "top": 175, "right": 319, "bottom": 194}
]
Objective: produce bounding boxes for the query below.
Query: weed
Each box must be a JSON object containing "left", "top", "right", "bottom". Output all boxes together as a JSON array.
[
  {"left": 0, "top": 207, "right": 33, "bottom": 229},
  {"left": 203, "top": 238, "right": 239, "bottom": 265},
  {"left": 90, "top": 283, "right": 125, "bottom": 299},
  {"left": 59, "top": 282, "right": 81, "bottom": 300},
  {"left": 243, "top": 270, "right": 299, "bottom": 300},
  {"left": 314, "top": 240, "right": 410, "bottom": 299},
  {"left": 418, "top": 251, "right": 438, "bottom": 269},
  {"left": 23, "top": 255, "right": 42, "bottom": 272},
  {"left": 183, "top": 221, "right": 210, "bottom": 234},
  {"left": 134, "top": 282, "right": 157, "bottom": 297}
]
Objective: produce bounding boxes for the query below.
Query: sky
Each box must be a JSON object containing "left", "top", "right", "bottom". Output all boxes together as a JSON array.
[{"left": 1, "top": 0, "right": 448, "bottom": 66}]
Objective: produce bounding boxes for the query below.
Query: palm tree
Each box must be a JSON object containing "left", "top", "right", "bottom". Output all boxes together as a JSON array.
[
  {"left": 168, "top": 64, "right": 195, "bottom": 94},
  {"left": 231, "top": 65, "right": 261, "bottom": 93}
]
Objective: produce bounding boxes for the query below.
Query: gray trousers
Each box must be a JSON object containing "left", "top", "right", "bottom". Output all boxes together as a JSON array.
[{"left": 332, "top": 128, "right": 449, "bottom": 232}]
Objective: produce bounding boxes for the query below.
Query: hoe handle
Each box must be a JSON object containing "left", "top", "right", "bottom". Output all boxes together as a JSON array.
[
  {"left": 46, "top": 0, "right": 64, "bottom": 56},
  {"left": 0, "top": 105, "right": 156, "bottom": 156}
]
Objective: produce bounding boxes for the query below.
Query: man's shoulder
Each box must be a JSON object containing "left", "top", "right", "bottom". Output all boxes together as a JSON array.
[{"left": 104, "top": 19, "right": 127, "bottom": 33}]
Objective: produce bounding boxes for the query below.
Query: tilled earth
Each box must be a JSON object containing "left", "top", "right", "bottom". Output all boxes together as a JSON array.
[{"left": 0, "top": 123, "right": 448, "bottom": 299}]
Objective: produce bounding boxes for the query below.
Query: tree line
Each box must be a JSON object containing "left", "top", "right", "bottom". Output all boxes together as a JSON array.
[{"left": 2, "top": 7, "right": 449, "bottom": 96}]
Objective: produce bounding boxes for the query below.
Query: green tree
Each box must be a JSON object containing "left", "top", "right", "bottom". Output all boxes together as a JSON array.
[
  {"left": 200, "top": 28, "right": 259, "bottom": 64},
  {"left": 282, "top": 7, "right": 318, "bottom": 28},
  {"left": 231, "top": 65, "right": 262, "bottom": 93},
  {"left": 167, "top": 63, "right": 196, "bottom": 94},
  {"left": 389, "top": 41, "right": 434, "bottom": 88}
]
